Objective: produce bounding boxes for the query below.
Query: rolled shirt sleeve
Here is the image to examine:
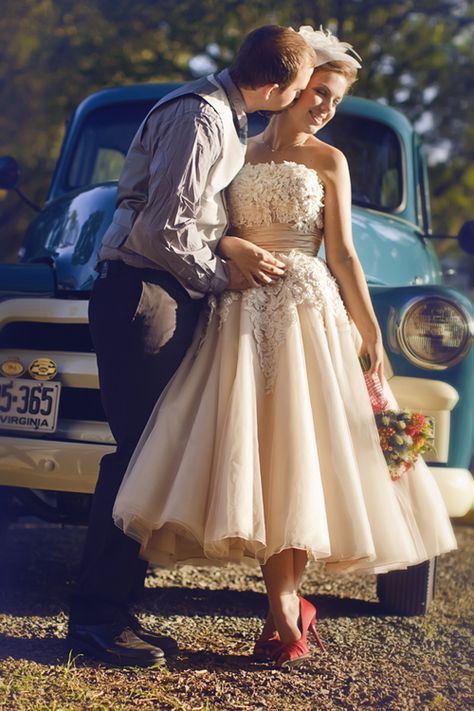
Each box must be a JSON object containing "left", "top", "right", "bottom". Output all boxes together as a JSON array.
[{"left": 124, "top": 102, "right": 230, "bottom": 295}]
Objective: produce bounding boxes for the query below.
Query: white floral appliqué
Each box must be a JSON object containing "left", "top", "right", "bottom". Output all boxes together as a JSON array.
[{"left": 227, "top": 161, "right": 324, "bottom": 232}]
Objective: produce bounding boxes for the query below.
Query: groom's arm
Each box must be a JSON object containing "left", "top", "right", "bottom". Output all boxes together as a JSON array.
[{"left": 127, "top": 99, "right": 242, "bottom": 296}]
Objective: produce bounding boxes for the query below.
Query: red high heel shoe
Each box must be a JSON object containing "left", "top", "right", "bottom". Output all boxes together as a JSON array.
[
  {"left": 276, "top": 597, "right": 325, "bottom": 670},
  {"left": 252, "top": 633, "right": 281, "bottom": 661}
]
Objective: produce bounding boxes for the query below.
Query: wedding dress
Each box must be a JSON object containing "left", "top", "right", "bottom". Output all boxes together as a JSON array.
[{"left": 113, "top": 160, "right": 456, "bottom": 574}]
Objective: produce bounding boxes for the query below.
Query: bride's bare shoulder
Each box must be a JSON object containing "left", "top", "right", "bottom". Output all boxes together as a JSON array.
[{"left": 304, "top": 137, "right": 348, "bottom": 178}]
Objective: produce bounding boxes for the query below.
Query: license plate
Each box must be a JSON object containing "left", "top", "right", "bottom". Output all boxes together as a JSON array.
[{"left": 0, "top": 377, "right": 61, "bottom": 433}]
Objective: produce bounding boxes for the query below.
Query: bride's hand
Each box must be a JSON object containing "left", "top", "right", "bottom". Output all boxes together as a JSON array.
[
  {"left": 361, "top": 334, "right": 384, "bottom": 382},
  {"left": 219, "top": 235, "right": 286, "bottom": 287}
]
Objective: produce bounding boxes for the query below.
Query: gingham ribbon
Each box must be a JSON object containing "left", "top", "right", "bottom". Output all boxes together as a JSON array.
[{"left": 364, "top": 372, "right": 389, "bottom": 414}]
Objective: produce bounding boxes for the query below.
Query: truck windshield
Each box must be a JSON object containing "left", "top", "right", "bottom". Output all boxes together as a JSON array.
[
  {"left": 66, "top": 103, "right": 403, "bottom": 213},
  {"left": 319, "top": 113, "right": 403, "bottom": 211}
]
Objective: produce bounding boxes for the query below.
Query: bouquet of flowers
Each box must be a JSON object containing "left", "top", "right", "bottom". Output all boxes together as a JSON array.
[{"left": 359, "top": 354, "right": 435, "bottom": 481}]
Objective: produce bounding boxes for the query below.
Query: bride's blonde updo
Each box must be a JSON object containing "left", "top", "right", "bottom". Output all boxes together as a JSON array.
[{"left": 315, "top": 59, "right": 358, "bottom": 87}]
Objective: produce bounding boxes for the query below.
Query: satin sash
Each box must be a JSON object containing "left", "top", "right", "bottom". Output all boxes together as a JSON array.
[{"left": 235, "top": 223, "right": 323, "bottom": 257}]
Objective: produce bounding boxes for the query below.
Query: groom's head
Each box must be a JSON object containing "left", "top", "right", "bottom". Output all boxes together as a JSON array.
[{"left": 230, "top": 26, "right": 316, "bottom": 112}]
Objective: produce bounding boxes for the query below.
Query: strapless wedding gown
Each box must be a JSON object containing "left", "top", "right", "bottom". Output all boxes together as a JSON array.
[{"left": 113, "top": 161, "right": 456, "bottom": 574}]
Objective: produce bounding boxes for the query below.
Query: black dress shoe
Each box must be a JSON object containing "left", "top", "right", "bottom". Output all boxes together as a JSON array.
[
  {"left": 127, "top": 615, "right": 179, "bottom": 655},
  {"left": 67, "top": 621, "right": 166, "bottom": 667}
]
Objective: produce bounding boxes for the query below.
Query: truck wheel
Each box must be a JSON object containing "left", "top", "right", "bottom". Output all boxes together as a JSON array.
[{"left": 376, "top": 558, "right": 437, "bottom": 616}]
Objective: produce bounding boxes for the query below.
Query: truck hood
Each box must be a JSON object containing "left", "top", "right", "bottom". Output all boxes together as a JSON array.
[
  {"left": 0, "top": 262, "right": 56, "bottom": 300},
  {"left": 350, "top": 206, "right": 441, "bottom": 286},
  {"left": 319, "top": 206, "right": 441, "bottom": 287},
  {"left": 20, "top": 183, "right": 117, "bottom": 292}
]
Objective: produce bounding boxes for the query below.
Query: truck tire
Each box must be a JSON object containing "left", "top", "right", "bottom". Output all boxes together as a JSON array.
[
  {"left": 0, "top": 487, "right": 15, "bottom": 542},
  {"left": 376, "top": 558, "right": 437, "bottom": 616}
]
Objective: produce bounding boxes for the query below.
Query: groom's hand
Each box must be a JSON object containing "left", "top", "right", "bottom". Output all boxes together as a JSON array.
[
  {"left": 219, "top": 236, "right": 286, "bottom": 288},
  {"left": 227, "top": 261, "right": 256, "bottom": 290}
]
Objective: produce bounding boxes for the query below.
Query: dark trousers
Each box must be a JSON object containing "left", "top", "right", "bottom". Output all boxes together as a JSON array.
[{"left": 69, "top": 261, "right": 202, "bottom": 624}]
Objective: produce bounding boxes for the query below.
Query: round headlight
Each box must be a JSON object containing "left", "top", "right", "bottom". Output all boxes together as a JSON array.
[{"left": 397, "top": 297, "right": 473, "bottom": 369}]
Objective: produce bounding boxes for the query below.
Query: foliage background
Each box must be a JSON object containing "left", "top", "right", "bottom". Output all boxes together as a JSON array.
[{"left": 0, "top": 0, "right": 472, "bottom": 269}]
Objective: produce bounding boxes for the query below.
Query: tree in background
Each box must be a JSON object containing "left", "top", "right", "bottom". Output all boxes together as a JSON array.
[{"left": 0, "top": 0, "right": 472, "bottom": 262}]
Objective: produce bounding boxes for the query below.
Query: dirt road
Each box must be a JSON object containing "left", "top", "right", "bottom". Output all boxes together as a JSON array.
[{"left": 0, "top": 522, "right": 472, "bottom": 710}]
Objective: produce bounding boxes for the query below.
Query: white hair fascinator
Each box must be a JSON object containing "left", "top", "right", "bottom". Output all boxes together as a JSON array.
[{"left": 297, "top": 25, "right": 362, "bottom": 69}]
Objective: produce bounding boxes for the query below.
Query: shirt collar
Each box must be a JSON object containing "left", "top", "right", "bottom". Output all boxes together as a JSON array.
[{"left": 216, "top": 68, "right": 248, "bottom": 143}]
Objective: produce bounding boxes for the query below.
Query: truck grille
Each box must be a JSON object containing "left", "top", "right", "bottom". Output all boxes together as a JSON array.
[
  {"left": 0, "top": 319, "right": 106, "bottom": 423},
  {"left": 59, "top": 387, "right": 106, "bottom": 422},
  {"left": 0, "top": 322, "right": 94, "bottom": 352}
]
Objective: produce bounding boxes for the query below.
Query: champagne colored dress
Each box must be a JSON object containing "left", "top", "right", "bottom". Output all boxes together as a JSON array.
[{"left": 113, "top": 161, "right": 457, "bottom": 574}]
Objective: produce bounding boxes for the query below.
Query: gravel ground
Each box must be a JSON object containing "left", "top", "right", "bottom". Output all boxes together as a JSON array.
[{"left": 0, "top": 522, "right": 472, "bottom": 710}]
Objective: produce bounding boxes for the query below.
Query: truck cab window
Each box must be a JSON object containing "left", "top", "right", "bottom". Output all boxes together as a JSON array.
[{"left": 67, "top": 102, "right": 155, "bottom": 189}]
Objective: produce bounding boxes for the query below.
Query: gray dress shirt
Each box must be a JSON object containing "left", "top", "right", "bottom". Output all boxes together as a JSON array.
[{"left": 100, "top": 70, "right": 247, "bottom": 297}]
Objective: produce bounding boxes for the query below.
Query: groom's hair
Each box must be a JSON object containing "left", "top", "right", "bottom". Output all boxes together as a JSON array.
[{"left": 229, "top": 25, "right": 316, "bottom": 90}]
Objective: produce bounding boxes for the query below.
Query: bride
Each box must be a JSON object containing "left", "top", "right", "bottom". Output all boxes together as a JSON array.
[{"left": 113, "top": 27, "right": 456, "bottom": 668}]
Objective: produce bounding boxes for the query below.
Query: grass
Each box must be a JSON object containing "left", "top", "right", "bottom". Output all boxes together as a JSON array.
[
  {"left": 0, "top": 658, "right": 187, "bottom": 710},
  {"left": 0, "top": 655, "right": 288, "bottom": 710}
]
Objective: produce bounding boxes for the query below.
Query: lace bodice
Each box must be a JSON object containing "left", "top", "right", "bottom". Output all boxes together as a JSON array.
[
  {"left": 227, "top": 161, "right": 324, "bottom": 233},
  {"left": 196, "top": 162, "right": 348, "bottom": 391}
]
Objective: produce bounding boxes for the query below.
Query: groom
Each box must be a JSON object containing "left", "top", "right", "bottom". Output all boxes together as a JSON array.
[{"left": 67, "top": 25, "right": 315, "bottom": 666}]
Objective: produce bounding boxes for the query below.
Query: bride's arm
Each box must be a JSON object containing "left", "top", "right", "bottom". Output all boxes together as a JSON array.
[
  {"left": 320, "top": 149, "right": 383, "bottom": 379},
  {"left": 217, "top": 234, "right": 286, "bottom": 287}
]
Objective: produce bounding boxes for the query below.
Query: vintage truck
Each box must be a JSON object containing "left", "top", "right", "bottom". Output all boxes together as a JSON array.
[{"left": 0, "top": 83, "right": 473, "bottom": 613}]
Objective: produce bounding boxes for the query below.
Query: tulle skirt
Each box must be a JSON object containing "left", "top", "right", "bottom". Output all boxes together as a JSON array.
[{"left": 113, "top": 252, "right": 457, "bottom": 574}]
